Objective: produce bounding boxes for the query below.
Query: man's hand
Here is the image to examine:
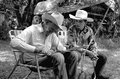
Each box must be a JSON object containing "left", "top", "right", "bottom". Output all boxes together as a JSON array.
[
  {"left": 34, "top": 46, "right": 43, "bottom": 54},
  {"left": 82, "top": 49, "right": 98, "bottom": 60},
  {"left": 45, "top": 50, "right": 55, "bottom": 55},
  {"left": 89, "top": 53, "right": 98, "bottom": 60}
]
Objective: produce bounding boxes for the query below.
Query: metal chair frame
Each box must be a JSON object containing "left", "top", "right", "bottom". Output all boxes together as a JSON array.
[{"left": 7, "top": 30, "right": 54, "bottom": 79}]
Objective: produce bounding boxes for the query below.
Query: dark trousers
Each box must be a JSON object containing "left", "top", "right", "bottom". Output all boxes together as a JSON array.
[
  {"left": 77, "top": 51, "right": 107, "bottom": 77},
  {"left": 94, "top": 51, "right": 107, "bottom": 77},
  {"left": 24, "top": 51, "right": 79, "bottom": 79}
]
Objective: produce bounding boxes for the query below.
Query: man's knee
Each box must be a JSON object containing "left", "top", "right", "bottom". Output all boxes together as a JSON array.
[
  {"left": 69, "top": 51, "right": 79, "bottom": 61},
  {"left": 52, "top": 53, "right": 65, "bottom": 64},
  {"left": 97, "top": 51, "right": 107, "bottom": 62}
]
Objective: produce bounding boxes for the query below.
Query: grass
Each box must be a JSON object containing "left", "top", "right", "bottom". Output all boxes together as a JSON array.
[
  {"left": 0, "top": 40, "right": 56, "bottom": 79},
  {"left": 0, "top": 38, "right": 120, "bottom": 79}
]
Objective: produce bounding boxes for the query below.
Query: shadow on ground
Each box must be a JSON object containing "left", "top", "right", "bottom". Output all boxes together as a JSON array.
[{"left": 0, "top": 39, "right": 120, "bottom": 79}]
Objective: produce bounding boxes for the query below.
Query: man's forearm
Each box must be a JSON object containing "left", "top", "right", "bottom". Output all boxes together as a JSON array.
[{"left": 10, "top": 38, "right": 36, "bottom": 53}]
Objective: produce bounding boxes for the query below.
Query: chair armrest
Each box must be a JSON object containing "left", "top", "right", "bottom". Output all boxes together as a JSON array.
[{"left": 13, "top": 50, "right": 22, "bottom": 52}]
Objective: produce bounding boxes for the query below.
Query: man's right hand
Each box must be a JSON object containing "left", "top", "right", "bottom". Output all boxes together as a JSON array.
[
  {"left": 82, "top": 49, "right": 98, "bottom": 60},
  {"left": 45, "top": 50, "right": 55, "bottom": 55},
  {"left": 34, "top": 46, "right": 43, "bottom": 54}
]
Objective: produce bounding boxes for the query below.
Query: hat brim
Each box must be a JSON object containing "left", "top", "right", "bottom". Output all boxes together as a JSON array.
[
  {"left": 42, "top": 13, "right": 63, "bottom": 30},
  {"left": 58, "top": 25, "right": 64, "bottom": 30},
  {"left": 59, "top": 26, "right": 67, "bottom": 31},
  {"left": 69, "top": 14, "right": 93, "bottom": 22}
]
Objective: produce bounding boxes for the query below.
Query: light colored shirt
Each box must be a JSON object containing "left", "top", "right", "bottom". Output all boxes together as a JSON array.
[
  {"left": 43, "top": 33, "right": 66, "bottom": 53},
  {"left": 58, "top": 26, "right": 68, "bottom": 46},
  {"left": 13, "top": 23, "right": 66, "bottom": 53},
  {"left": 10, "top": 23, "right": 66, "bottom": 61}
]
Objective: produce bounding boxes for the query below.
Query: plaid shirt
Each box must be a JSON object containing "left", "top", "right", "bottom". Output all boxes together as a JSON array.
[{"left": 68, "top": 25, "right": 97, "bottom": 53}]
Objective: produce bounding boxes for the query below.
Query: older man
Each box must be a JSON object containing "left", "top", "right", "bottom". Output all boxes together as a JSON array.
[
  {"left": 69, "top": 10, "right": 108, "bottom": 79},
  {"left": 10, "top": 12, "right": 79, "bottom": 79}
]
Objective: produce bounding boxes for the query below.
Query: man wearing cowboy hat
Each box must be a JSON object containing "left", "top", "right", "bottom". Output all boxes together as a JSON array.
[
  {"left": 69, "top": 10, "right": 108, "bottom": 79},
  {"left": 10, "top": 11, "right": 80, "bottom": 79}
]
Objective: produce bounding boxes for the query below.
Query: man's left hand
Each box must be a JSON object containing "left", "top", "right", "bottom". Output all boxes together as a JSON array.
[
  {"left": 82, "top": 49, "right": 98, "bottom": 60},
  {"left": 46, "top": 50, "right": 55, "bottom": 55}
]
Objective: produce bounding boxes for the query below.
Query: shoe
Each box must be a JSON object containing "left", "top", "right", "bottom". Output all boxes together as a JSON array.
[
  {"left": 91, "top": 74, "right": 109, "bottom": 79},
  {"left": 97, "top": 75, "right": 109, "bottom": 79},
  {"left": 90, "top": 73, "right": 96, "bottom": 79}
]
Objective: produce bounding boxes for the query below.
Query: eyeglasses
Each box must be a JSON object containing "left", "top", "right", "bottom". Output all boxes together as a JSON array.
[{"left": 42, "top": 20, "right": 52, "bottom": 25}]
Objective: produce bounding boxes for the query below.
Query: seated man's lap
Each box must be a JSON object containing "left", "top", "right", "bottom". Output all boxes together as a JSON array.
[
  {"left": 24, "top": 52, "right": 65, "bottom": 68},
  {"left": 63, "top": 51, "right": 81, "bottom": 63},
  {"left": 97, "top": 51, "right": 107, "bottom": 61}
]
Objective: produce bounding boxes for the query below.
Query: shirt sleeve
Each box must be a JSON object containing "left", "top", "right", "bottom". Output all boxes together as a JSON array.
[
  {"left": 42, "top": 34, "right": 52, "bottom": 53},
  {"left": 52, "top": 33, "right": 66, "bottom": 51},
  {"left": 10, "top": 26, "right": 36, "bottom": 53},
  {"left": 10, "top": 38, "right": 36, "bottom": 53},
  {"left": 17, "top": 26, "right": 32, "bottom": 43}
]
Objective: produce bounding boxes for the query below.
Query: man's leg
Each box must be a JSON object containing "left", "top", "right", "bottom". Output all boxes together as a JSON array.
[
  {"left": 25, "top": 52, "right": 68, "bottom": 79},
  {"left": 63, "top": 51, "right": 81, "bottom": 79},
  {"left": 92, "top": 51, "right": 108, "bottom": 79}
]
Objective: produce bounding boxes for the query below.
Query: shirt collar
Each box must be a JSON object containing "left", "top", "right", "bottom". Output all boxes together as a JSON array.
[{"left": 34, "top": 23, "right": 44, "bottom": 33}]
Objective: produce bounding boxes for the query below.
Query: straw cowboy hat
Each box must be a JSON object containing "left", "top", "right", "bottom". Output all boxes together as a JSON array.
[
  {"left": 42, "top": 12, "right": 64, "bottom": 30},
  {"left": 69, "top": 10, "right": 93, "bottom": 22}
]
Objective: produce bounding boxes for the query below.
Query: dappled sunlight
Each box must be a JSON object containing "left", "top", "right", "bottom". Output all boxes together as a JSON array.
[
  {"left": 0, "top": 50, "right": 14, "bottom": 62},
  {"left": 111, "top": 49, "right": 120, "bottom": 60},
  {"left": 0, "top": 41, "right": 120, "bottom": 78},
  {"left": 97, "top": 48, "right": 109, "bottom": 52}
]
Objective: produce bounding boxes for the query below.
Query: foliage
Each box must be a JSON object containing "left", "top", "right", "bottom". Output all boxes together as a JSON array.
[
  {"left": 0, "top": 61, "right": 13, "bottom": 79},
  {"left": 0, "top": 21, "right": 10, "bottom": 40},
  {"left": 0, "top": 0, "right": 120, "bottom": 40},
  {"left": 90, "top": 6, "right": 105, "bottom": 13}
]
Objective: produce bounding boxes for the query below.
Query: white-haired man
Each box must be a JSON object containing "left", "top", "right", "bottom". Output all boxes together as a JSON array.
[{"left": 10, "top": 12, "right": 79, "bottom": 79}]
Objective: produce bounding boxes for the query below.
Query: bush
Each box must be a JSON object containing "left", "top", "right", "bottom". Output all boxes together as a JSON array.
[{"left": 0, "top": 21, "right": 10, "bottom": 40}]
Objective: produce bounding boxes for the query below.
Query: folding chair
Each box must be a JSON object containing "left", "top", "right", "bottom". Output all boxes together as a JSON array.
[{"left": 7, "top": 30, "right": 55, "bottom": 79}]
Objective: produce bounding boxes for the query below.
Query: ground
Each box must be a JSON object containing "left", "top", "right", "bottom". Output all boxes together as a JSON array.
[{"left": 0, "top": 37, "right": 120, "bottom": 79}]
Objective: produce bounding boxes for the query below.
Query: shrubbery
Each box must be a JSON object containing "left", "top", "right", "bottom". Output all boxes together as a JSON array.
[{"left": 0, "top": 21, "right": 10, "bottom": 40}]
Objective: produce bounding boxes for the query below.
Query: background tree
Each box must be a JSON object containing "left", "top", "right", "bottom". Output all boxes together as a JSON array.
[{"left": 0, "top": 0, "right": 120, "bottom": 40}]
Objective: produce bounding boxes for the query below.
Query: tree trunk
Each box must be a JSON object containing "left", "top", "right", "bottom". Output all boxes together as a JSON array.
[{"left": 14, "top": 5, "right": 22, "bottom": 29}]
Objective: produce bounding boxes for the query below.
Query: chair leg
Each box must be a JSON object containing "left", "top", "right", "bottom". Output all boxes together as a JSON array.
[
  {"left": 35, "top": 54, "right": 42, "bottom": 79},
  {"left": 54, "top": 75, "right": 59, "bottom": 79},
  {"left": 80, "top": 53, "right": 85, "bottom": 72},
  {"left": 92, "top": 60, "right": 97, "bottom": 79},
  {"left": 7, "top": 63, "right": 18, "bottom": 79},
  {"left": 23, "top": 70, "right": 32, "bottom": 79},
  {"left": 7, "top": 53, "right": 23, "bottom": 79}
]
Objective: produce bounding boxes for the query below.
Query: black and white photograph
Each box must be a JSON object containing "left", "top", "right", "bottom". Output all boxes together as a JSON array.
[{"left": 0, "top": 0, "right": 120, "bottom": 79}]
